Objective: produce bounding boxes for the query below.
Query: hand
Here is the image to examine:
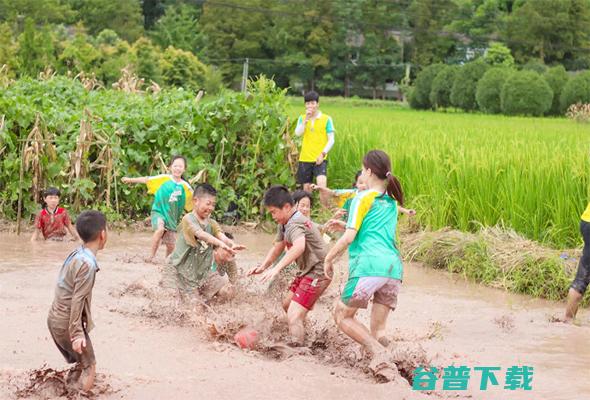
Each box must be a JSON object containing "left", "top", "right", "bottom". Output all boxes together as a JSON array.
[
  {"left": 324, "top": 219, "right": 346, "bottom": 233},
  {"left": 231, "top": 243, "right": 247, "bottom": 251},
  {"left": 72, "top": 337, "right": 86, "bottom": 354},
  {"left": 407, "top": 209, "right": 417, "bottom": 217},
  {"left": 315, "top": 153, "right": 325, "bottom": 165},
  {"left": 247, "top": 263, "right": 266, "bottom": 276},
  {"left": 220, "top": 243, "right": 236, "bottom": 254},
  {"left": 332, "top": 209, "right": 347, "bottom": 219},
  {"left": 260, "top": 266, "right": 280, "bottom": 284},
  {"left": 324, "top": 259, "right": 334, "bottom": 280},
  {"left": 310, "top": 184, "right": 318, "bottom": 191},
  {"left": 121, "top": 177, "right": 131, "bottom": 184}
]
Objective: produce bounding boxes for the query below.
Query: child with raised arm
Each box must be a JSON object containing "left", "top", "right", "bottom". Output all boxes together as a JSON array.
[
  {"left": 248, "top": 186, "right": 330, "bottom": 346},
  {"left": 324, "top": 150, "right": 407, "bottom": 383},
  {"left": 31, "top": 187, "right": 79, "bottom": 242},
  {"left": 47, "top": 210, "right": 107, "bottom": 391},
  {"left": 121, "top": 155, "right": 193, "bottom": 262}
]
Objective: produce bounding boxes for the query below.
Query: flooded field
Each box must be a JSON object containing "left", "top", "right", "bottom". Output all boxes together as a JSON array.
[{"left": 0, "top": 231, "right": 588, "bottom": 399}]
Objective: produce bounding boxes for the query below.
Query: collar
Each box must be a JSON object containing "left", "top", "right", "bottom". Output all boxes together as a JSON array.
[{"left": 78, "top": 246, "right": 100, "bottom": 272}]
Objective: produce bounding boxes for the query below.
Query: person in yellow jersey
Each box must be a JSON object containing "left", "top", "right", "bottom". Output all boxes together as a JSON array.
[
  {"left": 294, "top": 91, "right": 335, "bottom": 207},
  {"left": 564, "top": 203, "right": 590, "bottom": 323}
]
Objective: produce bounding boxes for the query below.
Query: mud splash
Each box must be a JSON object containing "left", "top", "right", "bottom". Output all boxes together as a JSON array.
[{"left": 11, "top": 365, "right": 117, "bottom": 400}]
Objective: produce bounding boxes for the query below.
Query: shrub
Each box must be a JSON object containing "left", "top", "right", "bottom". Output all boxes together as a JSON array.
[
  {"left": 476, "top": 67, "right": 513, "bottom": 114},
  {"left": 543, "top": 66, "right": 569, "bottom": 115},
  {"left": 409, "top": 63, "right": 445, "bottom": 109},
  {"left": 560, "top": 71, "right": 590, "bottom": 112},
  {"left": 501, "top": 70, "right": 553, "bottom": 116},
  {"left": 450, "top": 60, "right": 489, "bottom": 111},
  {"left": 429, "top": 65, "right": 458, "bottom": 109}
]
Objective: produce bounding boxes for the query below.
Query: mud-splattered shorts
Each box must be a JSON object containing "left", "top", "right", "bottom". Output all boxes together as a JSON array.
[
  {"left": 151, "top": 214, "right": 176, "bottom": 245},
  {"left": 289, "top": 275, "right": 331, "bottom": 310},
  {"left": 571, "top": 220, "right": 590, "bottom": 294},
  {"left": 47, "top": 318, "right": 95, "bottom": 368},
  {"left": 341, "top": 277, "right": 401, "bottom": 309}
]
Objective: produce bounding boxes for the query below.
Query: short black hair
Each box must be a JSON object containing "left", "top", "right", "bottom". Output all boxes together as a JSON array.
[
  {"left": 194, "top": 183, "right": 217, "bottom": 198},
  {"left": 76, "top": 210, "right": 107, "bottom": 243},
  {"left": 304, "top": 90, "right": 319, "bottom": 103},
  {"left": 44, "top": 187, "right": 60, "bottom": 198},
  {"left": 264, "top": 185, "right": 293, "bottom": 208},
  {"left": 353, "top": 170, "right": 362, "bottom": 188},
  {"left": 292, "top": 190, "right": 313, "bottom": 207}
]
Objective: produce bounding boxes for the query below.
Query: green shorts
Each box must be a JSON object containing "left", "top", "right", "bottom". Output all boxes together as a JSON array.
[{"left": 342, "top": 276, "right": 402, "bottom": 309}]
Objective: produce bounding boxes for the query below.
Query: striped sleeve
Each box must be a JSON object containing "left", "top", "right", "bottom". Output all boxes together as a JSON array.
[
  {"left": 346, "top": 192, "right": 376, "bottom": 231},
  {"left": 325, "top": 116, "right": 335, "bottom": 133},
  {"left": 333, "top": 189, "right": 356, "bottom": 208},
  {"left": 146, "top": 174, "right": 172, "bottom": 195}
]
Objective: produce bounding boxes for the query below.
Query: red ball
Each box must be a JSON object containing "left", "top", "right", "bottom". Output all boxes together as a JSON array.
[{"left": 234, "top": 326, "right": 259, "bottom": 350}]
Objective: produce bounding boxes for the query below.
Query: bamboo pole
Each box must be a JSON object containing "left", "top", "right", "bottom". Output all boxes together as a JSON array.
[{"left": 16, "top": 141, "right": 25, "bottom": 235}]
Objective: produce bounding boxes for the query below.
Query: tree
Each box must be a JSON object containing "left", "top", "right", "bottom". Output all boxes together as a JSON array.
[
  {"left": 483, "top": 42, "right": 514, "bottom": 67},
  {"left": 16, "top": 18, "right": 56, "bottom": 76},
  {"left": 0, "top": 0, "right": 75, "bottom": 25},
  {"left": 430, "top": 65, "right": 458, "bottom": 109},
  {"left": 58, "top": 27, "right": 100, "bottom": 75},
  {"left": 506, "top": 0, "right": 590, "bottom": 64},
  {"left": 408, "top": 0, "right": 458, "bottom": 65},
  {"left": 151, "top": 4, "right": 202, "bottom": 53},
  {"left": 560, "top": 70, "right": 590, "bottom": 110},
  {"left": 476, "top": 67, "right": 513, "bottom": 114},
  {"left": 0, "top": 22, "right": 17, "bottom": 73},
  {"left": 71, "top": 0, "right": 144, "bottom": 42},
  {"left": 160, "top": 46, "right": 208, "bottom": 90},
  {"left": 450, "top": 60, "right": 489, "bottom": 111},
  {"left": 501, "top": 70, "right": 553, "bottom": 116},
  {"left": 409, "top": 63, "right": 445, "bottom": 109},
  {"left": 544, "top": 65, "right": 569, "bottom": 115},
  {"left": 133, "top": 37, "right": 162, "bottom": 83}
]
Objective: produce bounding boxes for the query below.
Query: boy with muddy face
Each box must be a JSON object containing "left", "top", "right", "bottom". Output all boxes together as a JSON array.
[
  {"left": 248, "top": 185, "right": 331, "bottom": 346},
  {"left": 167, "top": 183, "right": 245, "bottom": 301},
  {"left": 47, "top": 211, "right": 107, "bottom": 392}
]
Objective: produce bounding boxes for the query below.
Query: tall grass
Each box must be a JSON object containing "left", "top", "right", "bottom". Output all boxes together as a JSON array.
[{"left": 288, "top": 99, "right": 590, "bottom": 248}]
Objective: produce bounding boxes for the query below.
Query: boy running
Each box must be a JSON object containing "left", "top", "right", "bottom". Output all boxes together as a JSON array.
[
  {"left": 294, "top": 91, "right": 335, "bottom": 207},
  {"left": 248, "top": 186, "right": 330, "bottom": 346},
  {"left": 47, "top": 210, "right": 107, "bottom": 391}
]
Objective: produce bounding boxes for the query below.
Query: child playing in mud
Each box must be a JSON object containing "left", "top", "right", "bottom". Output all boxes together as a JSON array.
[
  {"left": 168, "top": 183, "right": 245, "bottom": 301},
  {"left": 121, "top": 155, "right": 193, "bottom": 262},
  {"left": 563, "top": 201, "right": 590, "bottom": 323},
  {"left": 31, "top": 187, "right": 79, "bottom": 242},
  {"left": 248, "top": 186, "right": 331, "bottom": 346},
  {"left": 47, "top": 210, "right": 107, "bottom": 392},
  {"left": 324, "top": 150, "right": 406, "bottom": 383}
]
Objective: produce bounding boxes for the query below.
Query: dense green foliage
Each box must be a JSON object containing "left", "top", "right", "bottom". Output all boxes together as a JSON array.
[
  {"left": 450, "top": 60, "right": 489, "bottom": 111},
  {"left": 287, "top": 99, "right": 589, "bottom": 248},
  {"left": 476, "top": 67, "right": 511, "bottom": 114},
  {"left": 560, "top": 70, "right": 590, "bottom": 110},
  {"left": 0, "top": 76, "right": 292, "bottom": 222},
  {"left": 429, "top": 65, "right": 458, "bottom": 109},
  {"left": 500, "top": 70, "right": 553, "bottom": 116},
  {"left": 408, "top": 63, "right": 444, "bottom": 109},
  {"left": 2, "top": 0, "right": 590, "bottom": 98}
]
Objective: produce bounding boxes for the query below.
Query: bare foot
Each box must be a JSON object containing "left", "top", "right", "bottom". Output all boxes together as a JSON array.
[{"left": 368, "top": 353, "right": 405, "bottom": 384}]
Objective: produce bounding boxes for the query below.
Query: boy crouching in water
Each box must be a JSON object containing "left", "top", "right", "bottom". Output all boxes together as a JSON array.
[
  {"left": 47, "top": 210, "right": 107, "bottom": 391},
  {"left": 249, "top": 185, "right": 331, "bottom": 346},
  {"left": 167, "top": 183, "right": 245, "bottom": 301}
]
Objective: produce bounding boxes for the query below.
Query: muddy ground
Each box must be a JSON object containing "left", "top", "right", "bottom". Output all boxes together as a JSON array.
[{"left": 0, "top": 231, "right": 588, "bottom": 400}]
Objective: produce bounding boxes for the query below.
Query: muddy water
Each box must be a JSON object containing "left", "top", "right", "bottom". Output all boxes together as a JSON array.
[{"left": 0, "top": 231, "right": 589, "bottom": 400}]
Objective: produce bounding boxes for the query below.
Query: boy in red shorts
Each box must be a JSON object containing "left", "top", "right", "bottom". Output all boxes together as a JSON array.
[
  {"left": 248, "top": 185, "right": 330, "bottom": 346},
  {"left": 31, "top": 187, "right": 79, "bottom": 242}
]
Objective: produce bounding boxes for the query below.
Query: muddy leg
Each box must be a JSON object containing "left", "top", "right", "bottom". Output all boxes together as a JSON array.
[
  {"left": 370, "top": 303, "right": 391, "bottom": 347},
  {"left": 282, "top": 292, "right": 294, "bottom": 314},
  {"left": 564, "top": 288, "right": 583, "bottom": 323},
  {"left": 148, "top": 227, "right": 165, "bottom": 262},
  {"left": 286, "top": 300, "right": 308, "bottom": 346},
  {"left": 79, "top": 364, "right": 96, "bottom": 392},
  {"left": 334, "top": 300, "right": 382, "bottom": 356}
]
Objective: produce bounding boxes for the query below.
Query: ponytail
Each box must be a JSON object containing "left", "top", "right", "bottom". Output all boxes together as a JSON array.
[{"left": 386, "top": 172, "right": 404, "bottom": 206}]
